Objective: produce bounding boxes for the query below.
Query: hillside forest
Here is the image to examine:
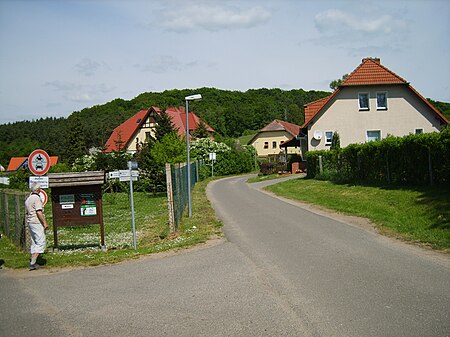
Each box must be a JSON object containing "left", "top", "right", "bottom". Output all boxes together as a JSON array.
[{"left": 0, "top": 87, "right": 449, "bottom": 167}]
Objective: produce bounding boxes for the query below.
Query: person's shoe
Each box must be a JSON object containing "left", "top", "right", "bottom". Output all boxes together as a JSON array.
[{"left": 29, "top": 264, "right": 40, "bottom": 271}]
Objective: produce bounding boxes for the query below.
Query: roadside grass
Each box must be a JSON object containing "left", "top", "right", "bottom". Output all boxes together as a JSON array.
[
  {"left": 0, "top": 178, "right": 222, "bottom": 269},
  {"left": 264, "top": 177, "right": 450, "bottom": 250}
]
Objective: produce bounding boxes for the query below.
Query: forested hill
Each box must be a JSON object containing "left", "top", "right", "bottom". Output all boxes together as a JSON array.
[
  {"left": 0, "top": 87, "right": 449, "bottom": 166},
  {"left": 0, "top": 87, "right": 330, "bottom": 164}
]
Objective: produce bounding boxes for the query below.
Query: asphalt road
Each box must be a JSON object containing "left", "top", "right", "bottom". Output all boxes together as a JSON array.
[{"left": 1, "top": 175, "right": 449, "bottom": 337}]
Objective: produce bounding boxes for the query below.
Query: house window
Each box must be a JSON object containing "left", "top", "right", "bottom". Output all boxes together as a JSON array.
[
  {"left": 358, "top": 93, "right": 369, "bottom": 110},
  {"left": 325, "top": 131, "right": 333, "bottom": 146},
  {"left": 415, "top": 128, "right": 424, "bottom": 135},
  {"left": 145, "top": 132, "right": 151, "bottom": 141},
  {"left": 366, "top": 130, "right": 381, "bottom": 142},
  {"left": 272, "top": 141, "right": 277, "bottom": 149},
  {"left": 264, "top": 142, "right": 269, "bottom": 149},
  {"left": 376, "top": 92, "right": 387, "bottom": 110}
]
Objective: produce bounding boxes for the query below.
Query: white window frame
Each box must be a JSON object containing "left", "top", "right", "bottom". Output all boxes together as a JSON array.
[
  {"left": 325, "top": 131, "right": 334, "bottom": 146},
  {"left": 264, "top": 141, "right": 269, "bottom": 149},
  {"left": 415, "top": 128, "right": 424, "bottom": 135},
  {"left": 376, "top": 92, "right": 388, "bottom": 110},
  {"left": 366, "top": 130, "right": 381, "bottom": 142},
  {"left": 358, "top": 92, "right": 370, "bottom": 111},
  {"left": 272, "top": 141, "right": 277, "bottom": 149}
]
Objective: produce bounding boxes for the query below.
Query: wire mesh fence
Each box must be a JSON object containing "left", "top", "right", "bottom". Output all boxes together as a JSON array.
[
  {"left": 166, "top": 161, "right": 202, "bottom": 231},
  {"left": 0, "top": 190, "right": 30, "bottom": 251}
]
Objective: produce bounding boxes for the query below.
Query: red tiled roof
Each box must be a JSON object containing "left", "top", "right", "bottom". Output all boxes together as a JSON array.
[
  {"left": 301, "top": 58, "right": 448, "bottom": 128},
  {"left": 248, "top": 120, "right": 302, "bottom": 145},
  {"left": 104, "top": 109, "right": 148, "bottom": 152},
  {"left": 260, "top": 120, "right": 301, "bottom": 136},
  {"left": 7, "top": 156, "right": 58, "bottom": 171},
  {"left": 341, "top": 57, "right": 408, "bottom": 86},
  {"left": 303, "top": 95, "right": 334, "bottom": 126},
  {"left": 104, "top": 106, "right": 215, "bottom": 152}
]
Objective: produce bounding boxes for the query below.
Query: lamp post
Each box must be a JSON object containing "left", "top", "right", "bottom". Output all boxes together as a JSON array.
[{"left": 185, "top": 93, "right": 202, "bottom": 217}]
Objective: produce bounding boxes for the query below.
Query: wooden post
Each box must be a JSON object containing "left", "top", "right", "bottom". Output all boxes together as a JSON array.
[
  {"left": 318, "top": 155, "right": 323, "bottom": 174},
  {"left": 166, "top": 163, "right": 175, "bottom": 233},
  {"left": 3, "top": 193, "right": 9, "bottom": 237}
]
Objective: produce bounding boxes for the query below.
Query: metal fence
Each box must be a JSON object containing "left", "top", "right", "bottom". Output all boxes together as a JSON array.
[
  {"left": 0, "top": 190, "right": 30, "bottom": 251},
  {"left": 166, "top": 161, "right": 202, "bottom": 232}
]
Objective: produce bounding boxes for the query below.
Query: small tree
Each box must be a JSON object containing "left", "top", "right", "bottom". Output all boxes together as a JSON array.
[
  {"left": 331, "top": 131, "right": 341, "bottom": 150},
  {"left": 191, "top": 121, "right": 210, "bottom": 139},
  {"left": 65, "top": 115, "right": 87, "bottom": 165},
  {"left": 329, "top": 74, "right": 349, "bottom": 90},
  {"left": 154, "top": 109, "right": 177, "bottom": 141}
]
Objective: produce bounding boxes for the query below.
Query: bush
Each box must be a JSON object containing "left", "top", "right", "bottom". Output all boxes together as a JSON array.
[{"left": 305, "top": 128, "right": 450, "bottom": 186}]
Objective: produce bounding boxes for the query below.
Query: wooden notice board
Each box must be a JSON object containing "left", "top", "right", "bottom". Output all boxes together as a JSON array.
[{"left": 48, "top": 171, "right": 105, "bottom": 249}]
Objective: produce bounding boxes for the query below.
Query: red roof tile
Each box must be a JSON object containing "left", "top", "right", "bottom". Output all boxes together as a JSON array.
[
  {"left": 341, "top": 57, "right": 407, "bottom": 86},
  {"left": 260, "top": 120, "right": 301, "bottom": 136},
  {"left": 104, "top": 106, "right": 215, "bottom": 152},
  {"left": 104, "top": 109, "right": 148, "bottom": 152},
  {"left": 7, "top": 156, "right": 58, "bottom": 171},
  {"left": 248, "top": 120, "right": 302, "bottom": 145},
  {"left": 301, "top": 58, "right": 448, "bottom": 128}
]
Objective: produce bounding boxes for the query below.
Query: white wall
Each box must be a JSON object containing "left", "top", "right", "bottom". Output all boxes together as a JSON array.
[{"left": 308, "top": 85, "right": 444, "bottom": 150}]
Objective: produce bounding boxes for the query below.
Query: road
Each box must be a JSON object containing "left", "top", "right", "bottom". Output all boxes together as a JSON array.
[{"left": 1, "top": 175, "right": 449, "bottom": 336}]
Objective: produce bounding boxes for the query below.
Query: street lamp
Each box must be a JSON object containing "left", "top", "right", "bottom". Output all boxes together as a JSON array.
[{"left": 185, "top": 93, "right": 202, "bottom": 217}]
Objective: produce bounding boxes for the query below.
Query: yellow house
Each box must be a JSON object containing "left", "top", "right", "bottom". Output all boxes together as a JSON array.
[{"left": 248, "top": 120, "right": 302, "bottom": 157}]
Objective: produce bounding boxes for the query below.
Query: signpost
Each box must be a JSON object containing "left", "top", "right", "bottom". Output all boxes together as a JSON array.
[
  {"left": 28, "top": 149, "right": 51, "bottom": 176},
  {"left": 29, "top": 176, "right": 49, "bottom": 189},
  {"left": 108, "top": 162, "right": 139, "bottom": 250},
  {"left": 209, "top": 152, "right": 216, "bottom": 177}
]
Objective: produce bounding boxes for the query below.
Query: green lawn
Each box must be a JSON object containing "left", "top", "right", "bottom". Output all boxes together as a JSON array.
[
  {"left": 264, "top": 178, "right": 450, "bottom": 250},
  {"left": 0, "top": 178, "right": 222, "bottom": 269}
]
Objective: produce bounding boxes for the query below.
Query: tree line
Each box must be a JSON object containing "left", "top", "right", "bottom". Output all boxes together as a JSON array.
[
  {"left": 1, "top": 87, "right": 449, "bottom": 167},
  {"left": 0, "top": 87, "right": 331, "bottom": 165}
]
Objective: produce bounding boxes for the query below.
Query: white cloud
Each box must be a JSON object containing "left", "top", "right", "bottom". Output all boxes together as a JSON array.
[
  {"left": 162, "top": 4, "right": 272, "bottom": 32},
  {"left": 314, "top": 9, "right": 406, "bottom": 36},
  {"left": 74, "top": 58, "right": 109, "bottom": 76},
  {"left": 136, "top": 55, "right": 198, "bottom": 74},
  {"left": 44, "top": 81, "right": 115, "bottom": 103}
]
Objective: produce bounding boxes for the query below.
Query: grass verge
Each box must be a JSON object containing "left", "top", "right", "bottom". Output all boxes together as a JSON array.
[
  {"left": 264, "top": 177, "right": 450, "bottom": 251},
  {"left": 0, "top": 178, "right": 222, "bottom": 269}
]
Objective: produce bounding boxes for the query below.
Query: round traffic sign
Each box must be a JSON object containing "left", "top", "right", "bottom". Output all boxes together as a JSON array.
[
  {"left": 28, "top": 149, "right": 51, "bottom": 176},
  {"left": 38, "top": 189, "right": 48, "bottom": 206}
]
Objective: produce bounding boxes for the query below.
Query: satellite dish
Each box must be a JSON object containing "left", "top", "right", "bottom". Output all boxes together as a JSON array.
[{"left": 313, "top": 130, "right": 323, "bottom": 140}]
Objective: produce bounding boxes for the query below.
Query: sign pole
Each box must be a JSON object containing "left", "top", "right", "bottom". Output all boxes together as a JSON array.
[{"left": 128, "top": 162, "right": 137, "bottom": 250}]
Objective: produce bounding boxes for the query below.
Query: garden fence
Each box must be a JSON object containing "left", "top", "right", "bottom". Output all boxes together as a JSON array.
[
  {"left": 0, "top": 190, "right": 31, "bottom": 251},
  {"left": 166, "top": 161, "right": 202, "bottom": 232}
]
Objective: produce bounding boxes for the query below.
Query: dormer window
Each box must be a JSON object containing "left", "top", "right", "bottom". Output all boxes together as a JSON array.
[
  {"left": 376, "top": 92, "right": 387, "bottom": 110},
  {"left": 358, "top": 93, "right": 369, "bottom": 110}
]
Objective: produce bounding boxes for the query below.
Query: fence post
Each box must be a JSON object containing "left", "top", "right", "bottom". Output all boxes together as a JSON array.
[
  {"left": 165, "top": 163, "right": 175, "bottom": 233},
  {"left": 3, "top": 193, "right": 9, "bottom": 237},
  {"left": 318, "top": 155, "right": 323, "bottom": 174},
  {"left": 14, "top": 194, "right": 21, "bottom": 247}
]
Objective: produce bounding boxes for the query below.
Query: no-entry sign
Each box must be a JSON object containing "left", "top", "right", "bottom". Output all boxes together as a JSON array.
[{"left": 28, "top": 149, "right": 51, "bottom": 176}]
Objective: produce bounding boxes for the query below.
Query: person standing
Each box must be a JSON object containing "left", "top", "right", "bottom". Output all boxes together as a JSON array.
[{"left": 25, "top": 182, "right": 48, "bottom": 270}]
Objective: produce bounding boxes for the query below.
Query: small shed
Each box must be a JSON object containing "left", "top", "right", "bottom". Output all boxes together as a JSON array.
[{"left": 48, "top": 171, "right": 105, "bottom": 249}]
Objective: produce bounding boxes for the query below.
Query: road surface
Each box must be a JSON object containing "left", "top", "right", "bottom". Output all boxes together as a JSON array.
[{"left": 1, "top": 175, "right": 449, "bottom": 336}]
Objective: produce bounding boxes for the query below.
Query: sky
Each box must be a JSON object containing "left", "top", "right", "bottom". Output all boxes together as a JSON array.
[{"left": 0, "top": 0, "right": 449, "bottom": 124}]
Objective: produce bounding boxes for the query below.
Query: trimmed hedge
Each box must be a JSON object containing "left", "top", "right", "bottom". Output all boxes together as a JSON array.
[{"left": 305, "top": 127, "right": 450, "bottom": 186}]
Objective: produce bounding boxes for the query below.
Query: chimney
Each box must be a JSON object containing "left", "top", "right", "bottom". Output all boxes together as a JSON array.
[{"left": 363, "top": 57, "right": 381, "bottom": 64}]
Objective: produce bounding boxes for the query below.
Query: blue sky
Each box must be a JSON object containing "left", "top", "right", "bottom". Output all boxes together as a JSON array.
[{"left": 0, "top": 0, "right": 449, "bottom": 124}]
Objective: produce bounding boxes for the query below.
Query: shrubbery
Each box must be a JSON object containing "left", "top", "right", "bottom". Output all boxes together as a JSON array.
[{"left": 305, "top": 127, "right": 450, "bottom": 186}]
